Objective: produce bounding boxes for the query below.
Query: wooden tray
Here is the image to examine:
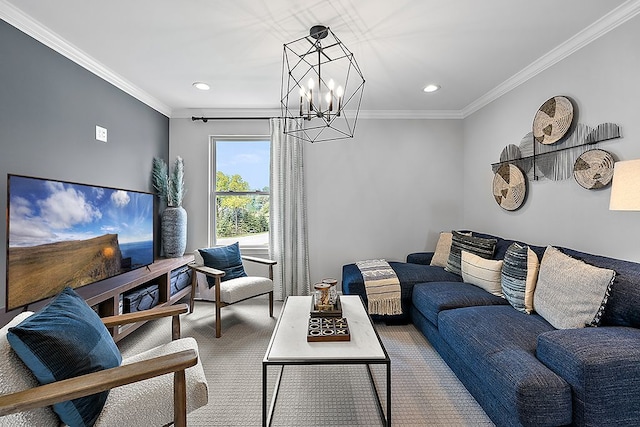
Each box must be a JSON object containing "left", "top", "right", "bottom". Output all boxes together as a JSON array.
[
  {"left": 309, "top": 294, "right": 343, "bottom": 317},
  {"left": 307, "top": 317, "right": 350, "bottom": 342}
]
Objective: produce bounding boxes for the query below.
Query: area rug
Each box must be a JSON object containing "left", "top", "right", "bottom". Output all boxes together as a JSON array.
[{"left": 118, "top": 297, "right": 494, "bottom": 426}]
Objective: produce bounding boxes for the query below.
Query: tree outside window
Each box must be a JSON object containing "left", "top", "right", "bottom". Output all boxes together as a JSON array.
[{"left": 211, "top": 138, "right": 270, "bottom": 248}]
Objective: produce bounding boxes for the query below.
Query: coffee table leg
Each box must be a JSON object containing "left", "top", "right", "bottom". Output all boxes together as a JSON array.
[
  {"left": 386, "top": 360, "right": 391, "bottom": 426},
  {"left": 367, "top": 363, "right": 391, "bottom": 426},
  {"left": 262, "top": 362, "right": 267, "bottom": 427},
  {"left": 264, "top": 364, "right": 285, "bottom": 427}
]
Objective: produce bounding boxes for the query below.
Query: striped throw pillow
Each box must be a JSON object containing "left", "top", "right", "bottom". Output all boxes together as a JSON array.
[
  {"left": 445, "top": 231, "right": 497, "bottom": 276},
  {"left": 461, "top": 251, "right": 504, "bottom": 296},
  {"left": 501, "top": 242, "right": 540, "bottom": 314}
]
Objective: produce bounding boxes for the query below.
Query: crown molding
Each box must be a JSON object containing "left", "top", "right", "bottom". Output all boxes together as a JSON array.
[
  {"left": 462, "top": 0, "right": 640, "bottom": 118},
  {"left": 173, "top": 108, "right": 464, "bottom": 120},
  {"left": 0, "top": 1, "right": 172, "bottom": 117},
  {"left": 357, "top": 110, "right": 464, "bottom": 120},
  {"left": 172, "top": 108, "right": 281, "bottom": 119}
]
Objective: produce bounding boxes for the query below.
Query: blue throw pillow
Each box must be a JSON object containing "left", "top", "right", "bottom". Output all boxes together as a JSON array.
[
  {"left": 7, "top": 287, "right": 122, "bottom": 427},
  {"left": 199, "top": 242, "right": 247, "bottom": 287}
]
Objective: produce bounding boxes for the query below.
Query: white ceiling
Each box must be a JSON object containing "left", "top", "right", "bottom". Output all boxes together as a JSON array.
[{"left": 2, "top": 0, "right": 639, "bottom": 118}]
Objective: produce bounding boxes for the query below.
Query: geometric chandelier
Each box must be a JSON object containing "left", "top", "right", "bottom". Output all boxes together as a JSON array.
[{"left": 280, "top": 25, "right": 365, "bottom": 143}]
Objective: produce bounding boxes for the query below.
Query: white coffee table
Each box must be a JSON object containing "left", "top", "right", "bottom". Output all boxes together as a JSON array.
[{"left": 262, "top": 295, "right": 391, "bottom": 426}]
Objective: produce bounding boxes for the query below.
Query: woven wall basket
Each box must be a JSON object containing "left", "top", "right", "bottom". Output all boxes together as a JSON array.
[
  {"left": 532, "top": 96, "right": 574, "bottom": 145},
  {"left": 492, "top": 164, "right": 527, "bottom": 211},
  {"left": 573, "top": 149, "right": 615, "bottom": 190}
]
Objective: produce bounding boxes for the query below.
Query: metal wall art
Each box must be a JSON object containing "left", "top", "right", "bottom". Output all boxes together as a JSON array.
[{"left": 491, "top": 96, "right": 622, "bottom": 211}]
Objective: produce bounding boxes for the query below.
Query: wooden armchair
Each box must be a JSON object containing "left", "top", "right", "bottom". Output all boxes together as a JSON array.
[
  {"left": 190, "top": 249, "right": 276, "bottom": 337},
  {"left": 0, "top": 304, "right": 208, "bottom": 427}
]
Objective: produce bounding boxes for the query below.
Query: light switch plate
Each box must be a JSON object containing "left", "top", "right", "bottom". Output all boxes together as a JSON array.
[{"left": 96, "top": 125, "right": 107, "bottom": 142}]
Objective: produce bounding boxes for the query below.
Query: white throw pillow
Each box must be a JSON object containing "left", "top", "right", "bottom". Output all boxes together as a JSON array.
[{"left": 461, "top": 250, "right": 504, "bottom": 297}]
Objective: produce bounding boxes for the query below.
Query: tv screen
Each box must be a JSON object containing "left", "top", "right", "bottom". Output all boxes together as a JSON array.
[{"left": 6, "top": 174, "right": 155, "bottom": 311}]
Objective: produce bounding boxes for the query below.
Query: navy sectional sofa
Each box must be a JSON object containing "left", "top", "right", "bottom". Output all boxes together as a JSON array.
[{"left": 342, "top": 232, "right": 640, "bottom": 426}]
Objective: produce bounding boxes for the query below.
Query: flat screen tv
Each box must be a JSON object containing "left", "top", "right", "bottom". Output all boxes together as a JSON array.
[{"left": 6, "top": 174, "right": 155, "bottom": 311}]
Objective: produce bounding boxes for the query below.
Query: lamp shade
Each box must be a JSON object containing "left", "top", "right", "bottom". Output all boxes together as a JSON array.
[{"left": 609, "top": 158, "right": 640, "bottom": 211}]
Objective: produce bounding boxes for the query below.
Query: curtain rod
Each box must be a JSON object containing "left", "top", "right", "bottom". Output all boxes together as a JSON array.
[{"left": 191, "top": 116, "right": 283, "bottom": 123}]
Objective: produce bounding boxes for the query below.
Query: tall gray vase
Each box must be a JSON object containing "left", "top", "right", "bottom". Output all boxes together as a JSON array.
[{"left": 161, "top": 206, "right": 187, "bottom": 258}]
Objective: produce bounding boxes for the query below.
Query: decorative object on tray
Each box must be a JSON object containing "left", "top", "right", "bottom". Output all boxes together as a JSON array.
[
  {"left": 322, "top": 277, "right": 338, "bottom": 304},
  {"left": 492, "top": 164, "right": 527, "bottom": 211},
  {"left": 532, "top": 96, "right": 574, "bottom": 145},
  {"left": 310, "top": 292, "right": 343, "bottom": 317},
  {"left": 307, "top": 317, "right": 350, "bottom": 342},
  {"left": 573, "top": 149, "right": 615, "bottom": 190}
]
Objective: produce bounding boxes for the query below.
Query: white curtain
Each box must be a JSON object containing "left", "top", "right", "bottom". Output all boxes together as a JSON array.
[{"left": 269, "top": 118, "right": 310, "bottom": 299}]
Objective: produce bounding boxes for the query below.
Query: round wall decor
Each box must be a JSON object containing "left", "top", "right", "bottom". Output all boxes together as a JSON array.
[
  {"left": 532, "top": 96, "right": 574, "bottom": 145},
  {"left": 573, "top": 149, "right": 615, "bottom": 190},
  {"left": 492, "top": 164, "right": 527, "bottom": 211}
]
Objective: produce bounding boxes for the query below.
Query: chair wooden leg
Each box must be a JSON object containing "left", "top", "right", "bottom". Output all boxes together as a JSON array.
[
  {"left": 174, "top": 369, "right": 187, "bottom": 427},
  {"left": 215, "top": 277, "right": 222, "bottom": 338},
  {"left": 269, "top": 291, "right": 274, "bottom": 317},
  {"left": 188, "top": 269, "right": 197, "bottom": 314}
]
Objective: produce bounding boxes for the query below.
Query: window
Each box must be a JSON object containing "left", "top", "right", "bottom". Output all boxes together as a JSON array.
[{"left": 210, "top": 136, "right": 270, "bottom": 249}]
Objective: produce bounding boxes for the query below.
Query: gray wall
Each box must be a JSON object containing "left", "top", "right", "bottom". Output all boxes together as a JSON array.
[
  {"left": 462, "top": 14, "right": 640, "bottom": 262},
  {"left": 170, "top": 117, "right": 464, "bottom": 287},
  {"left": 0, "top": 20, "right": 169, "bottom": 311}
]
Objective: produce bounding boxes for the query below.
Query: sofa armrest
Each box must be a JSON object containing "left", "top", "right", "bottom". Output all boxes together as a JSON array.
[
  {"left": 537, "top": 327, "right": 640, "bottom": 426},
  {"left": 406, "top": 252, "right": 434, "bottom": 265}
]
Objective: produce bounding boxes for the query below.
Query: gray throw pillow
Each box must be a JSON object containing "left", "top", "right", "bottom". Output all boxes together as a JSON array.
[
  {"left": 534, "top": 246, "right": 614, "bottom": 329},
  {"left": 445, "top": 231, "right": 497, "bottom": 276}
]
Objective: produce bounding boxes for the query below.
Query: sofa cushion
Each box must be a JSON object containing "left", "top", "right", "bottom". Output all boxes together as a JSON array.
[
  {"left": 198, "top": 242, "right": 247, "bottom": 284},
  {"left": 438, "top": 305, "right": 572, "bottom": 426},
  {"left": 470, "top": 231, "right": 546, "bottom": 261},
  {"left": 537, "top": 327, "right": 640, "bottom": 426},
  {"left": 501, "top": 242, "right": 540, "bottom": 314},
  {"left": 1, "top": 312, "right": 59, "bottom": 426},
  {"left": 461, "top": 251, "right": 504, "bottom": 296},
  {"left": 412, "top": 281, "right": 509, "bottom": 326},
  {"left": 7, "top": 287, "right": 122, "bottom": 427},
  {"left": 406, "top": 252, "right": 433, "bottom": 265},
  {"left": 445, "top": 231, "right": 497, "bottom": 276},
  {"left": 535, "top": 246, "right": 615, "bottom": 329}
]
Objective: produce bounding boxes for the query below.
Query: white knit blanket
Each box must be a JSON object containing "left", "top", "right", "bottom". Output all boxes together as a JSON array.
[{"left": 355, "top": 259, "right": 402, "bottom": 316}]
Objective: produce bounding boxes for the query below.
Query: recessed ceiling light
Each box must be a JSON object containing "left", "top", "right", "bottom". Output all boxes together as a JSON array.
[
  {"left": 423, "top": 84, "right": 440, "bottom": 93},
  {"left": 192, "top": 82, "right": 210, "bottom": 91}
]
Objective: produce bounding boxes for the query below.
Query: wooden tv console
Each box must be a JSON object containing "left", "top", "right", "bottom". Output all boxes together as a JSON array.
[
  {"left": 84, "top": 255, "right": 195, "bottom": 341},
  {"left": 1, "top": 255, "right": 194, "bottom": 342}
]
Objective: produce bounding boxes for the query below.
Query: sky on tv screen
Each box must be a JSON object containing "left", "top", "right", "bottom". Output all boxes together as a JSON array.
[{"left": 9, "top": 175, "right": 153, "bottom": 248}]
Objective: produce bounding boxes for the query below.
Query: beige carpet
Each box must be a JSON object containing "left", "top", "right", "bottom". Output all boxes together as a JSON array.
[{"left": 118, "top": 296, "right": 494, "bottom": 426}]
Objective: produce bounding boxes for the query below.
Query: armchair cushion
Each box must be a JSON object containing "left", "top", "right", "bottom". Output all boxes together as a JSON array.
[
  {"left": 7, "top": 287, "right": 122, "bottom": 427},
  {"left": 220, "top": 276, "right": 273, "bottom": 304},
  {"left": 198, "top": 242, "right": 247, "bottom": 285},
  {"left": 1, "top": 311, "right": 59, "bottom": 426},
  {"left": 95, "top": 337, "right": 208, "bottom": 426}
]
